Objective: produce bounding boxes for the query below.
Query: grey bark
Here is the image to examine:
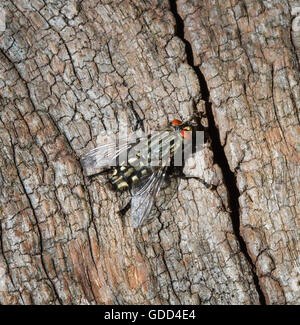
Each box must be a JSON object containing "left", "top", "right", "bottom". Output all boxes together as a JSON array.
[{"left": 0, "top": 0, "right": 298, "bottom": 305}]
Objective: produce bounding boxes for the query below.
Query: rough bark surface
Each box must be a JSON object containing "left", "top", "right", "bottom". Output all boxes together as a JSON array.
[{"left": 0, "top": 0, "right": 298, "bottom": 305}]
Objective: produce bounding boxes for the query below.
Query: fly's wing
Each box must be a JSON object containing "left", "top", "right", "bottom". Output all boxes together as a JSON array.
[
  {"left": 81, "top": 134, "right": 146, "bottom": 174},
  {"left": 81, "top": 141, "right": 129, "bottom": 170},
  {"left": 81, "top": 127, "right": 181, "bottom": 173},
  {"left": 130, "top": 167, "right": 167, "bottom": 228}
]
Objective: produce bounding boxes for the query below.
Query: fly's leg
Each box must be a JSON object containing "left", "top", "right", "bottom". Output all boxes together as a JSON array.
[
  {"left": 127, "top": 100, "right": 145, "bottom": 132},
  {"left": 118, "top": 201, "right": 131, "bottom": 217},
  {"left": 86, "top": 169, "right": 110, "bottom": 180},
  {"left": 172, "top": 166, "right": 217, "bottom": 190},
  {"left": 184, "top": 176, "right": 217, "bottom": 190}
]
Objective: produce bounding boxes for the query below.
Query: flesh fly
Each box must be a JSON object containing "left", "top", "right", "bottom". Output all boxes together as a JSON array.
[{"left": 81, "top": 119, "right": 202, "bottom": 228}]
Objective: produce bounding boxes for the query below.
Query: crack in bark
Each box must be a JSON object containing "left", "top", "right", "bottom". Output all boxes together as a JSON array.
[
  {"left": 0, "top": 218, "right": 25, "bottom": 304},
  {"left": 169, "top": 0, "right": 266, "bottom": 305},
  {"left": 10, "top": 140, "right": 63, "bottom": 305},
  {"left": 0, "top": 50, "right": 63, "bottom": 303},
  {"left": 156, "top": 215, "right": 182, "bottom": 304},
  {"left": 270, "top": 64, "right": 289, "bottom": 149}
]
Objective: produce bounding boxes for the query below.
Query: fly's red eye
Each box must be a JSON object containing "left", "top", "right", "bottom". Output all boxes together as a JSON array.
[
  {"left": 171, "top": 119, "right": 183, "bottom": 126},
  {"left": 181, "top": 129, "right": 191, "bottom": 140}
]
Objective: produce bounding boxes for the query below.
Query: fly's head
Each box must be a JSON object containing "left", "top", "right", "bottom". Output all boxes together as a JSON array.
[
  {"left": 170, "top": 119, "right": 194, "bottom": 141},
  {"left": 170, "top": 116, "right": 206, "bottom": 160}
]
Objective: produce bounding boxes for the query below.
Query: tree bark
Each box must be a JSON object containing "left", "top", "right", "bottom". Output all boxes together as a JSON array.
[{"left": 0, "top": 0, "right": 299, "bottom": 305}]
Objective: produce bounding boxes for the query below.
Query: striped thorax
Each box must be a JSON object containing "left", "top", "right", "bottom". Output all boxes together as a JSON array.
[{"left": 109, "top": 120, "right": 193, "bottom": 191}]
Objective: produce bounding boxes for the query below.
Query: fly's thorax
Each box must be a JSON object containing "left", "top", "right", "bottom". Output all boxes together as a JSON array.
[{"left": 132, "top": 129, "right": 184, "bottom": 167}]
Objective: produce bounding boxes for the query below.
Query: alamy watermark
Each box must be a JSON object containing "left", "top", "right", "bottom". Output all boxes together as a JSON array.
[
  {"left": 83, "top": 130, "right": 205, "bottom": 169},
  {"left": 0, "top": 7, "right": 6, "bottom": 32},
  {"left": 0, "top": 264, "right": 6, "bottom": 292},
  {"left": 292, "top": 6, "right": 300, "bottom": 32}
]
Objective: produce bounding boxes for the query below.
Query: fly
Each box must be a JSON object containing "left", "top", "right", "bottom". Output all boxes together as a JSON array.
[{"left": 81, "top": 119, "right": 202, "bottom": 228}]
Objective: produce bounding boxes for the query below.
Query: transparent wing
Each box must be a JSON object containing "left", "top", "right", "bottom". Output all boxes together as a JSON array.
[
  {"left": 81, "top": 134, "right": 146, "bottom": 173},
  {"left": 130, "top": 167, "right": 167, "bottom": 228},
  {"left": 81, "top": 141, "right": 130, "bottom": 170}
]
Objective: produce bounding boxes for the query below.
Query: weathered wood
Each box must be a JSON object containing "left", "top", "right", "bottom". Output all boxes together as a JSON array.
[
  {"left": 0, "top": 0, "right": 298, "bottom": 305},
  {"left": 177, "top": 0, "right": 300, "bottom": 304}
]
